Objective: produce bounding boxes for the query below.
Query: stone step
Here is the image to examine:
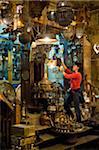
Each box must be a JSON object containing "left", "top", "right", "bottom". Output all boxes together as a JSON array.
[
  {"left": 35, "top": 125, "right": 51, "bottom": 134},
  {"left": 39, "top": 133, "right": 56, "bottom": 142}
]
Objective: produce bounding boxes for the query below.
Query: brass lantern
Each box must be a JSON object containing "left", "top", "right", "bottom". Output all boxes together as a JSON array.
[{"left": 55, "top": 1, "right": 74, "bottom": 26}]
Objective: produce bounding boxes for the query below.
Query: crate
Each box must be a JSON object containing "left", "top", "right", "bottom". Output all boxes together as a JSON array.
[{"left": 12, "top": 124, "right": 35, "bottom": 137}]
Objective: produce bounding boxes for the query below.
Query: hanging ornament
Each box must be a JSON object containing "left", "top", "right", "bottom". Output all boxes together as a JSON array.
[
  {"left": 31, "top": 42, "right": 37, "bottom": 48},
  {"left": 93, "top": 43, "right": 99, "bottom": 54},
  {"left": 19, "top": 31, "right": 32, "bottom": 44},
  {"left": 3, "top": 14, "right": 13, "bottom": 25},
  {"left": 55, "top": 1, "right": 74, "bottom": 26},
  {"left": 47, "top": 11, "right": 56, "bottom": 21}
]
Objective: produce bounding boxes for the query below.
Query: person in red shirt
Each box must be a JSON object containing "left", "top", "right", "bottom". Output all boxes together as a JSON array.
[{"left": 61, "top": 61, "right": 83, "bottom": 122}]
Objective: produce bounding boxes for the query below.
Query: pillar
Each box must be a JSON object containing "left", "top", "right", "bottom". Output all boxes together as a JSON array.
[
  {"left": 83, "top": 35, "right": 91, "bottom": 83},
  {"left": 16, "top": 100, "right": 21, "bottom": 124},
  {"left": 8, "top": 50, "right": 13, "bottom": 83},
  {"left": 92, "top": 58, "right": 99, "bottom": 88}
]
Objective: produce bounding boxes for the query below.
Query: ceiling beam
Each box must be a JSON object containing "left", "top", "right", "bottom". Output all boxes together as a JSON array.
[{"left": 32, "top": 18, "right": 65, "bottom": 30}]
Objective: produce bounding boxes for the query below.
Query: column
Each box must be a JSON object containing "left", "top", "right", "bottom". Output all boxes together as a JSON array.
[
  {"left": 83, "top": 35, "right": 91, "bottom": 83},
  {"left": 8, "top": 50, "right": 13, "bottom": 83}
]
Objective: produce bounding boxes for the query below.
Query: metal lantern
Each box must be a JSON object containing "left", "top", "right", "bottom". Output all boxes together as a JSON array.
[
  {"left": 36, "top": 33, "right": 57, "bottom": 45},
  {"left": 19, "top": 31, "right": 32, "bottom": 44},
  {"left": 55, "top": 1, "right": 74, "bottom": 26},
  {"left": 0, "top": 0, "right": 12, "bottom": 19},
  {"left": 3, "top": 15, "right": 13, "bottom": 25},
  {"left": 38, "top": 63, "right": 53, "bottom": 94},
  {"left": 47, "top": 11, "right": 56, "bottom": 21},
  {"left": 0, "top": 81, "right": 16, "bottom": 104},
  {"left": 9, "top": 33, "right": 17, "bottom": 42}
]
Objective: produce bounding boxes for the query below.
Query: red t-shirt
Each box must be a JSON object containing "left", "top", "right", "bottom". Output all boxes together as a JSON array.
[{"left": 64, "top": 68, "right": 82, "bottom": 90}]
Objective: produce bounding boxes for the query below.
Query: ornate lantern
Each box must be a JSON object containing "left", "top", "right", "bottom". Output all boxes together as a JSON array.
[
  {"left": 55, "top": 1, "right": 74, "bottom": 26},
  {"left": 47, "top": 11, "right": 56, "bottom": 21},
  {"left": 19, "top": 31, "right": 32, "bottom": 44},
  {"left": 0, "top": 81, "right": 16, "bottom": 104},
  {"left": 36, "top": 33, "right": 57, "bottom": 45}
]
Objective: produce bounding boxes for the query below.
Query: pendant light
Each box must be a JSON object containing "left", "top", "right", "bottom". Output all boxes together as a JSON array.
[
  {"left": 36, "top": 33, "right": 57, "bottom": 45},
  {"left": 35, "top": 24, "right": 57, "bottom": 45}
]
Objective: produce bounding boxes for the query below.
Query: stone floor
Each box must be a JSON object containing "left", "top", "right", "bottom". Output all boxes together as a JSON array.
[{"left": 40, "top": 135, "right": 99, "bottom": 150}]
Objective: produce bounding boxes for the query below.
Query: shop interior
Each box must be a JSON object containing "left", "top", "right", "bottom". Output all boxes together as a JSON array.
[{"left": 0, "top": 0, "right": 99, "bottom": 150}]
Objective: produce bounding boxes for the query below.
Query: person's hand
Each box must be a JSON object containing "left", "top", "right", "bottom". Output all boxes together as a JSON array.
[
  {"left": 59, "top": 66, "right": 64, "bottom": 72},
  {"left": 63, "top": 71, "right": 66, "bottom": 76},
  {"left": 61, "top": 58, "right": 64, "bottom": 63},
  {"left": 61, "top": 61, "right": 67, "bottom": 70}
]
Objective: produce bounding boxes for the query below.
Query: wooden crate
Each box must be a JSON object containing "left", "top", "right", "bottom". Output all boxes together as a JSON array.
[
  {"left": 27, "top": 113, "right": 41, "bottom": 125},
  {"left": 12, "top": 124, "right": 35, "bottom": 137}
]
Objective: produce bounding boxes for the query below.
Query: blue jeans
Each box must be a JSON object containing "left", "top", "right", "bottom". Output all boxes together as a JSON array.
[{"left": 64, "top": 89, "right": 83, "bottom": 122}]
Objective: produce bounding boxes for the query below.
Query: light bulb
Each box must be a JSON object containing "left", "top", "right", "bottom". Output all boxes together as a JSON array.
[
  {"left": 51, "top": 11, "right": 54, "bottom": 15},
  {"left": 44, "top": 36, "right": 50, "bottom": 42},
  {"left": 61, "top": 2, "right": 65, "bottom": 6},
  {"left": 32, "top": 42, "right": 37, "bottom": 48}
]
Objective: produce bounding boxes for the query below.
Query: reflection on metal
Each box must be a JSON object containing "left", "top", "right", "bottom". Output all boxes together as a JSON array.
[
  {"left": 16, "top": 84, "right": 21, "bottom": 102},
  {"left": 55, "top": 1, "right": 74, "bottom": 26},
  {"left": 0, "top": 81, "right": 15, "bottom": 104},
  {"left": 38, "top": 78, "right": 53, "bottom": 93},
  {"left": 38, "top": 63, "right": 53, "bottom": 93},
  {"left": 3, "top": 15, "right": 13, "bottom": 25},
  {"left": 8, "top": 50, "right": 13, "bottom": 83},
  {"left": 0, "top": 93, "right": 14, "bottom": 110},
  {"left": 32, "top": 61, "right": 64, "bottom": 100},
  {"left": 0, "top": 1, "right": 9, "bottom": 10},
  {"left": 40, "top": 111, "right": 54, "bottom": 126},
  {"left": 93, "top": 43, "right": 99, "bottom": 54},
  {"left": 15, "top": 84, "right": 21, "bottom": 124}
]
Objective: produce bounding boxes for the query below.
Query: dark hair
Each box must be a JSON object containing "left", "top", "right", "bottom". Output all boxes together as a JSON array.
[
  {"left": 56, "top": 58, "right": 61, "bottom": 67},
  {"left": 74, "top": 62, "right": 81, "bottom": 68}
]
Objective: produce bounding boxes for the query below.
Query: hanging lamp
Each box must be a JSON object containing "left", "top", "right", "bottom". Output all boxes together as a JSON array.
[{"left": 36, "top": 33, "right": 57, "bottom": 45}]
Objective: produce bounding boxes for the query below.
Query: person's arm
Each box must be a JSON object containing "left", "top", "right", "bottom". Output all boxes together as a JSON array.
[
  {"left": 63, "top": 72, "right": 78, "bottom": 79},
  {"left": 61, "top": 61, "right": 67, "bottom": 70},
  {"left": 61, "top": 62, "right": 72, "bottom": 74}
]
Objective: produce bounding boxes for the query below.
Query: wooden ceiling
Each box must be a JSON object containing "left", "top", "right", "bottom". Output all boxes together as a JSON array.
[
  {"left": 1, "top": 0, "right": 98, "bottom": 33},
  {"left": 49, "top": 0, "right": 99, "bottom": 11},
  {"left": 13, "top": 0, "right": 99, "bottom": 12}
]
